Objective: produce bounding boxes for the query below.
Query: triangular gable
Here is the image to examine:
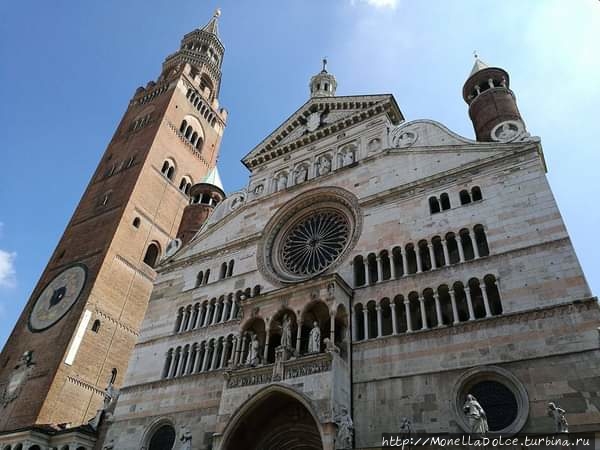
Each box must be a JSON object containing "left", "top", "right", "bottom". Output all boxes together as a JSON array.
[{"left": 242, "top": 94, "right": 404, "bottom": 170}]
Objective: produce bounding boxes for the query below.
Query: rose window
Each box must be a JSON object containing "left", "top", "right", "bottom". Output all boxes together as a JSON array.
[
  {"left": 281, "top": 210, "right": 350, "bottom": 276},
  {"left": 258, "top": 188, "right": 362, "bottom": 284}
]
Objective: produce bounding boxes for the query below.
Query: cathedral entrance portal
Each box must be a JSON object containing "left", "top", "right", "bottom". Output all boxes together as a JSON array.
[{"left": 221, "top": 387, "right": 324, "bottom": 450}]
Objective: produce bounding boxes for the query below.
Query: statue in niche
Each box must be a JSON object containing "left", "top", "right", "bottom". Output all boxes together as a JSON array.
[
  {"left": 343, "top": 148, "right": 355, "bottom": 166},
  {"left": 253, "top": 184, "right": 264, "bottom": 195},
  {"left": 308, "top": 321, "right": 321, "bottom": 353},
  {"left": 102, "top": 439, "right": 114, "bottom": 450},
  {"left": 316, "top": 156, "right": 331, "bottom": 176},
  {"left": 323, "top": 337, "right": 339, "bottom": 354},
  {"left": 276, "top": 173, "right": 288, "bottom": 191},
  {"left": 280, "top": 314, "right": 293, "bottom": 350},
  {"left": 246, "top": 333, "right": 260, "bottom": 366},
  {"left": 547, "top": 402, "right": 569, "bottom": 433},
  {"left": 334, "top": 406, "right": 354, "bottom": 449},
  {"left": 179, "top": 426, "right": 192, "bottom": 450},
  {"left": 463, "top": 394, "right": 489, "bottom": 435},
  {"left": 294, "top": 165, "right": 308, "bottom": 184}
]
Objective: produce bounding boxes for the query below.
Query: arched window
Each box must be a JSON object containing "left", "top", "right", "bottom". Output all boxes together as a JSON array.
[
  {"left": 184, "top": 125, "right": 193, "bottom": 139},
  {"left": 196, "top": 137, "right": 204, "bottom": 151},
  {"left": 429, "top": 196, "right": 441, "bottom": 214},
  {"left": 219, "top": 262, "right": 227, "bottom": 280},
  {"left": 459, "top": 229, "right": 475, "bottom": 260},
  {"left": 196, "top": 271, "right": 204, "bottom": 287},
  {"left": 418, "top": 240, "right": 431, "bottom": 271},
  {"left": 459, "top": 189, "right": 472, "bottom": 205},
  {"left": 190, "top": 131, "right": 198, "bottom": 145},
  {"left": 161, "top": 159, "right": 176, "bottom": 181},
  {"left": 367, "top": 253, "right": 378, "bottom": 284},
  {"left": 473, "top": 224, "right": 490, "bottom": 257},
  {"left": 200, "top": 74, "right": 214, "bottom": 99},
  {"left": 471, "top": 186, "right": 483, "bottom": 202},
  {"left": 179, "top": 120, "right": 187, "bottom": 133},
  {"left": 133, "top": 217, "right": 141, "bottom": 228},
  {"left": 353, "top": 255, "right": 365, "bottom": 287},
  {"left": 204, "top": 269, "right": 211, "bottom": 285},
  {"left": 148, "top": 424, "right": 176, "bottom": 450},
  {"left": 405, "top": 244, "right": 417, "bottom": 274},
  {"left": 484, "top": 274, "right": 503, "bottom": 315},
  {"left": 143, "top": 243, "right": 160, "bottom": 268},
  {"left": 92, "top": 319, "right": 101, "bottom": 333},
  {"left": 227, "top": 260, "right": 234, "bottom": 277},
  {"left": 440, "top": 193, "right": 451, "bottom": 210}
]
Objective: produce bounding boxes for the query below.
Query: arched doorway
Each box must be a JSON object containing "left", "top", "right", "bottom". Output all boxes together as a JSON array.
[{"left": 222, "top": 386, "right": 323, "bottom": 450}]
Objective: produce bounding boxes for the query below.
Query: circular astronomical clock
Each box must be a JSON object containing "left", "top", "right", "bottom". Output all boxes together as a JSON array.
[{"left": 28, "top": 264, "right": 88, "bottom": 332}]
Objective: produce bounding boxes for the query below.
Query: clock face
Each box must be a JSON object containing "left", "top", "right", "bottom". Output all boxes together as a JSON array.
[{"left": 28, "top": 264, "right": 88, "bottom": 332}]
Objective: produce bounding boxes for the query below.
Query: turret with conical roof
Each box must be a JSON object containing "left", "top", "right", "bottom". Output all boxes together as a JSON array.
[
  {"left": 462, "top": 56, "right": 526, "bottom": 142},
  {"left": 177, "top": 168, "right": 226, "bottom": 245},
  {"left": 309, "top": 59, "right": 337, "bottom": 98}
]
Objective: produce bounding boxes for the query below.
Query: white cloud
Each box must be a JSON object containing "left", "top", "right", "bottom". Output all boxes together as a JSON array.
[
  {"left": 0, "top": 249, "right": 16, "bottom": 288},
  {"left": 351, "top": 0, "right": 399, "bottom": 9}
]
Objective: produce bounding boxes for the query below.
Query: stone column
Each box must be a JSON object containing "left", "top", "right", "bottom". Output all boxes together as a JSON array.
[
  {"left": 220, "top": 341, "right": 229, "bottom": 368},
  {"left": 419, "top": 295, "right": 428, "bottom": 329},
  {"left": 330, "top": 312, "right": 336, "bottom": 344},
  {"left": 164, "top": 353, "right": 173, "bottom": 378},
  {"left": 169, "top": 354, "right": 179, "bottom": 378},
  {"left": 390, "top": 301, "right": 398, "bottom": 335},
  {"left": 465, "top": 287, "right": 475, "bottom": 320},
  {"left": 220, "top": 301, "right": 229, "bottom": 323},
  {"left": 449, "top": 289, "right": 459, "bottom": 325},
  {"left": 390, "top": 251, "right": 397, "bottom": 279},
  {"left": 376, "top": 256, "right": 383, "bottom": 282},
  {"left": 202, "top": 304, "right": 212, "bottom": 327},
  {"left": 434, "top": 293, "right": 443, "bottom": 326},
  {"left": 296, "top": 326, "right": 302, "bottom": 354},
  {"left": 428, "top": 243, "right": 437, "bottom": 270},
  {"left": 473, "top": 237, "right": 481, "bottom": 259},
  {"left": 401, "top": 249, "right": 408, "bottom": 276},
  {"left": 376, "top": 305, "right": 382, "bottom": 338},
  {"left": 363, "top": 261, "right": 369, "bottom": 285},
  {"left": 202, "top": 346, "right": 211, "bottom": 371},
  {"left": 263, "top": 332, "right": 270, "bottom": 363},
  {"left": 362, "top": 308, "right": 369, "bottom": 340},
  {"left": 229, "top": 337, "right": 238, "bottom": 366},
  {"left": 229, "top": 300, "right": 237, "bottom": 321},
  {"left": 404, "top": 299, "right": 413, "bottom": 332},
  {"left": 457, "top": 238, "right": 466, "bottom": 263},
  {"left": 194, "top": 348, "right": 204, "bottom": 373},
  {"left": 481, "top": 286, "right": 492, "bottom": 317},
  {"left": 212, "top": 304, "right": 221, "bottom": 325},
  {"left": 441, "top": 239, "right": 450, "bottom": 266},
  {"left": 416, "top": 249, "right": 423, "bottom": 273},
  {"left": 210, "top": 343, "right": 220, "bottom": 370}
]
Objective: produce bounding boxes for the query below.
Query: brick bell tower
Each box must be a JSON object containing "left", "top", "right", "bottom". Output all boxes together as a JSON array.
[{"left": 0, "top": 10, "right": 227, "bottom": 431}]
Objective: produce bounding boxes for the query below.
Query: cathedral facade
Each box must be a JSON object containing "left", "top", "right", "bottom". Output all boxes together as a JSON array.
[
  {"left": 2, "top": 9, "right": 599, "bottom": 450},
  {"left": 99, "top": 16, "right": 598, "bottom": 450}
]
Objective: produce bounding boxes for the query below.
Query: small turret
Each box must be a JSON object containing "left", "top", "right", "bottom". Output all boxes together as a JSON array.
[
  {"left": 309, "top": 59, "right": 337, "bottom": 98},
  {"left": 463, "top": 56, "right": 526, "bottom": 142},
  {"left": 177, "top": 168, "right": 225, "bottom": 245}
]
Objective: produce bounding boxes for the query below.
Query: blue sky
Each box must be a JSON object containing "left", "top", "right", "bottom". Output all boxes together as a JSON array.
[{"left": 0, "top": 0, "right": 598, "bottom": 347}]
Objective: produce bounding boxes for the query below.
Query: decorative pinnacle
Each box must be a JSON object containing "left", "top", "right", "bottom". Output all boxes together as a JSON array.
[
  {"left": 473, "top": 50, "right": 478, "bottom": 59},
  {"left": 322, "top": 58, "right": 328, "bottom": 73},
  {"left": 214, "top": 8, "right": 221, "bottom": 18}
]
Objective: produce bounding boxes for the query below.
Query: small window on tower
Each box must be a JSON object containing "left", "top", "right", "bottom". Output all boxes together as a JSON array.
[
  {"left": 143, "top": 243, "right": 160, "bottom": 268},
  {"left": 133, "top": 217, "right": 141, "bottom": 228},
  {"left": 92, "top": 320, "right": 101, "bottom": 333}
]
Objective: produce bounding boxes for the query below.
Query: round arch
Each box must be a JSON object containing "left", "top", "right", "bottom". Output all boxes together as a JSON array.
[
  {"left": 220, "top": 384, "right": 324, "bottom": 450},
  {"left": 140, "top": 416, "right": 177, "bottom": 450}
]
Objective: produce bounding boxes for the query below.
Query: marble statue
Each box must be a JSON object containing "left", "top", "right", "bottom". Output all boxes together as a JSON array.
[
  {"left": 334, "top": 407, "right": 354, "bottom": 449},
  {"left": 280, "top": 314, "right": 292, "bottom": 349},
  {"left": 295, "top": 165, "right": 308, "bottom": 184},
  {"left": 547, "top": 402, "right": 568, "bottom": 433},
  {"left": 253, "top": 183, "right": 264, "bottom": 195},
  {"left": 324, "top": 337, "right": 339, "bottom": 353},
  {"left": 308, "top": 321, "right": 321, "bottom": 353},
  {"left": 277, "top": 173, "right": 287, "bottom": 191},
  {"left": 463, "top": 394, "right": 489, "bottom": 435},
  {"left": 343, "top": 149, "right": 355, "bottom": 166},
  {"left": 102, "top": 440, "right": 114, "bottom": 450},
  {"left": 246, "top": 333, "right": 260, "bottom": 366},
  {"left": 316, "top": 156, "right": 331, "bottom": 176},
  {"left": 179, "top": 426, "right": 192, "bottom": 450}
]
